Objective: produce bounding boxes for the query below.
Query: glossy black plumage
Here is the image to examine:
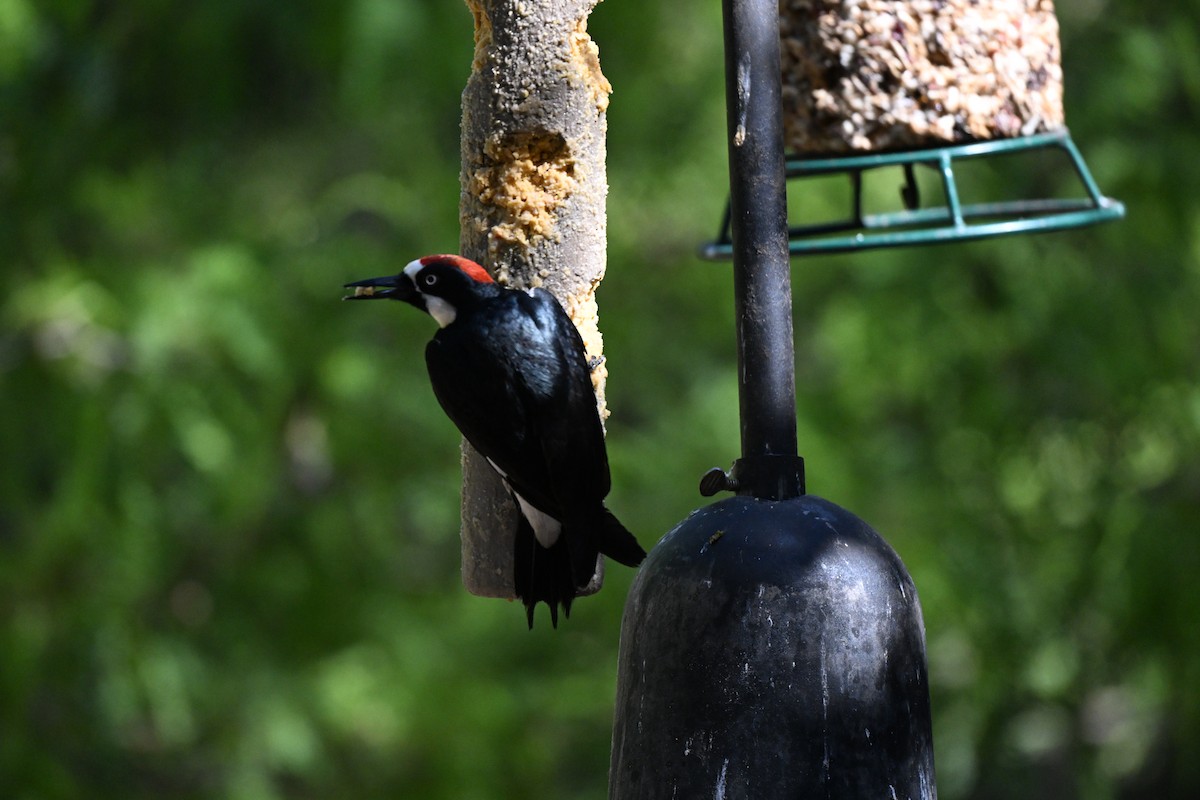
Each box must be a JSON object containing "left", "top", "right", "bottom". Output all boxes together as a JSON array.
[{"left": 345, "top": 255, "right": 645, "bottom": 627}]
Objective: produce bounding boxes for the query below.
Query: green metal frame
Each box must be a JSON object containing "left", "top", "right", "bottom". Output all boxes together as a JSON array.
[{"left": 701, "top": 128, "right": 1125, "bottom": 259}]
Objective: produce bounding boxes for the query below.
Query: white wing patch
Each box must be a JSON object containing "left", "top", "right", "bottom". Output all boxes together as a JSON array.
[
  {"left": 486, "top": 457, "right": 562, "bottom": 548},
  {"left": 514, "top": 493, "right": 562, "bottom": 548}
]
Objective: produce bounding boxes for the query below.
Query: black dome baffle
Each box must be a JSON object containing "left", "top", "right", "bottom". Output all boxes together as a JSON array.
[{"left": 609, "top": 496, "right": 935, "bottom": 799}]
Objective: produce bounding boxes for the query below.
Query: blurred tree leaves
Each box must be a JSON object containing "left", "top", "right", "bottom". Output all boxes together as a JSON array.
[{"left": 1, "top": 1, "right": 1199, "bottom": 799}]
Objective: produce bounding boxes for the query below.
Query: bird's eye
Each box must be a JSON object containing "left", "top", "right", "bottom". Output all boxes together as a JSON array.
[{"left": 423, "top": 273, "right": 438, "bottom": 287}]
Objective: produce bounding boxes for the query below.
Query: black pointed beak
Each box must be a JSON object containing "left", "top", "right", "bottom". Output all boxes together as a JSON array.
[{"left": 342, "top": 273, "right": 416, "bottom": 301}]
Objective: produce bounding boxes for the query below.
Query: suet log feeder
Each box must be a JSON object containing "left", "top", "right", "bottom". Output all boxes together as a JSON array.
[{"left": 457, "top": 0, "right": 614, "bottom": 605}]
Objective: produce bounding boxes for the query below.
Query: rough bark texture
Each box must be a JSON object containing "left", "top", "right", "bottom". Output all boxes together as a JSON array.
[
  {"left": 780, "top": 0, "right": 1065, "bottom": 152},
  {"left": 458, "top": 0, "right": 611, "bottom": 598}
]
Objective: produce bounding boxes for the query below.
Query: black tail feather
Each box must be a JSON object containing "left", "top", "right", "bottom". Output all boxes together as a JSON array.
[
  {"left": 597, "top": 507, "right": 646, "bottom": 567},
  {"left": 512, "top": 506, "right": 645, "bottom": 628},
  {"left": 513, "top": 513, "right": 583, "bottom": 629}
]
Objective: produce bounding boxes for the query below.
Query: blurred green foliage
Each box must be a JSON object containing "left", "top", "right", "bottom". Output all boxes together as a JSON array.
[{"left": 1, "top": 0, "right": 1198, "bottom": 798}]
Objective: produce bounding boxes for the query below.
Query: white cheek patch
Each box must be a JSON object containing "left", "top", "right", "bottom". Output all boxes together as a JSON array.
[
  {"left": 425, "top": 296, "right": 456, "bottom": 328},
  {"left": 405, "top": 260, "right": 456, "bottom": 327}
]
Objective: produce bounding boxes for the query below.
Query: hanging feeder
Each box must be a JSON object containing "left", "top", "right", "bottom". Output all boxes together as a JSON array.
[
  {"left": 613, "top": 2, "right": 1124, "bottom": 797},
  {"left": 610, "top": 0, "right": 935, "bottom": 796},
  {"left": 704, "top": 0, "right": 1124, "bottom": 259}
]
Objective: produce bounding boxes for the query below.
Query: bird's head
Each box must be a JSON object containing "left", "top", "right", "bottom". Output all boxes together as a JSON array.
[{"left": 343, "top": 254, "right": 497, "bottom": 328}]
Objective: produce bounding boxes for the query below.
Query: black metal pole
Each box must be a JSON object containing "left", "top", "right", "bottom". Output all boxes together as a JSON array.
[
  {"left": 723, "top": 0, "right": 795, "bottom": 456},
  {"left": 719, "top": 0, "right": 806, "bottom": 500}
]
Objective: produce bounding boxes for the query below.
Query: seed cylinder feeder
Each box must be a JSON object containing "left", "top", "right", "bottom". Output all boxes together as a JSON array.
[{"left": 779, "top": 0, "right": 1067, "bottom": 153}]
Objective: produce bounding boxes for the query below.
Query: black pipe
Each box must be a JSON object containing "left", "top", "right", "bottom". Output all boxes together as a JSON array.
[{"left": 720, "top": 0, "right": 805, "bottom": 501}]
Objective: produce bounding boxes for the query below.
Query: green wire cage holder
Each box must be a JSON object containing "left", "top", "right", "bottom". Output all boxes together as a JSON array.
[{"left": 701, "top": 128, "right": 1125, "bottom": 259}]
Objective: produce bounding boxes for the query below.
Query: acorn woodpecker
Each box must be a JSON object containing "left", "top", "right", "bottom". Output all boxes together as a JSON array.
[{"left": 344, "top": 255, "right": 646, "bottom": 627}]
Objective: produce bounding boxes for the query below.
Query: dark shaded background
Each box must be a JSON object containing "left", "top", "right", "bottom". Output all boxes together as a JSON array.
[{"left": 2, "top": 1, "right": 1197, "bottom": 798}]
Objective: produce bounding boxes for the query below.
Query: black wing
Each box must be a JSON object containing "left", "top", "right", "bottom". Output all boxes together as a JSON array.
[{"left": 424, "top": 288, "right": 610, "bottom": 517}]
